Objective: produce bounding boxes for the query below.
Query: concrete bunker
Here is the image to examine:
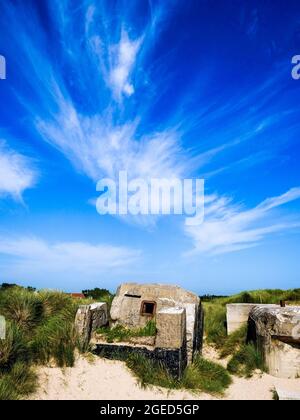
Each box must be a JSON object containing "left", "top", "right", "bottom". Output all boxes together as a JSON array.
[{"left": 76, "top": 283, "right": 204, "bottom": 378}]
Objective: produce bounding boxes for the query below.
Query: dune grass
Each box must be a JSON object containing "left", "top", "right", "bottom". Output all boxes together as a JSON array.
[
  {"left": 126, "top": 353, "right": 177, "bottom": 389},
  {"left": 227, "top": 344, "right": 265, "bottom": 377},
  {"left": 125, "top": 353, "right": 231, "bottom": 396},
  {"left": 214, "top": 289, "right": 300, "bottom": 306},
  {"left": 0, "top": 362, "right": 37, "bottom": 400},
  {"left": 219, "top": 324, "right": 248, "bottom": 359},
  {"left": 181, "top": 356, "right": 232, "bottom": 395},
  {"left": 204, "top": 302, "right": 227, "bottom": 348},
  {"left": 30, "top": 313, "right": 77, "bottom": 367},
  {"left": 0, "top": 287, "right": 79, "bottom": 400},
  {"left": 97, "top": 320, "right": 157, "bottom": 343}
]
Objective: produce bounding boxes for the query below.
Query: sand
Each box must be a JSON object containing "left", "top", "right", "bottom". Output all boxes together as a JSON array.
[
  {"left": 30, "top": 355, "right": 205, "bottom": 401},
  {"left": 29, "top": 350, "right": 300, "bottom": 401}
]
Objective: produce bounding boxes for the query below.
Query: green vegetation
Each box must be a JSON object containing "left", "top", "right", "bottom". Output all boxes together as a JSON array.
[
  {"left": 181, "top": 356, "right": 232, "bottom": 394},
  {"left": 204, "top": 302, "right": 227, "bottom": 347},
  {"left": 214, "top": 289, "right": 300, "bottom": 305},
  {"left": 204, "top": 301, "right": 260, "bottom": 377},
  {"left": 82, "top": 288, "right": 114, "bottom": 308},
  {"left": 124, "top": 353, "right": 231, "bottom": 395},
  {"left": 126, "top": 353, "right": 177, "bottom": 389},
  {"left": 0, "top": 286, "right": 79, "bottom": 400},
  {"left": 97, "top": 320, "right": 157, "bottom": 343},
  {"left": 227, "top": 344, "right": 265, "bottom": 377},
  {"left": 219, "top": 324, "right": 248, "bottom": 359},
  {"left": 0, "top": 362, "right": 37, "bottom": 400}
]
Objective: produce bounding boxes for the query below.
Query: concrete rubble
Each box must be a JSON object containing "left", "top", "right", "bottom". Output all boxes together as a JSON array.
[
  {"left": 249, "top": 306, "right": 300, "bottom": 379},
  {"left": 75, "top": 302, "right": 108, "bottom": 349}
]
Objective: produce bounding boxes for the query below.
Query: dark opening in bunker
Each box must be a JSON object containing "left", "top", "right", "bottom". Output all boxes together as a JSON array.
[{"left": 141, "top": 301, "right": 156, "bottom": 317}]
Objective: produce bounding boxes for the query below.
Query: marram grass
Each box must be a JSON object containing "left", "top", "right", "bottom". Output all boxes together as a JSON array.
[
  {"left": 125, "top": 353, "right": 232, "bottom": 396},
  {"left": 0, "top": 287, "right": 79, "bottom": 400}
]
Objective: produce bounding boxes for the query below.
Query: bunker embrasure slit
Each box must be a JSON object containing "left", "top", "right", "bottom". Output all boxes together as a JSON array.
[{"left": 141, "top": 301, "right": 156, "bottom": 316}]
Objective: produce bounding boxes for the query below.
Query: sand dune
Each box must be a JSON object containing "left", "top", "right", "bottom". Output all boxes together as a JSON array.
[{"left": 29, "top": 352, "right": 300, "bottom": 401}]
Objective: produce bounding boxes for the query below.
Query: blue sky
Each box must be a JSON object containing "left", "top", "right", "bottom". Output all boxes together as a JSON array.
[{"left": 0, "top": 0, "right": 300, "bottom": 294}]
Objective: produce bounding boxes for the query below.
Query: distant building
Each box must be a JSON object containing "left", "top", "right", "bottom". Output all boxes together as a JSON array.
[{"left": 69, "top": 293, "right": 85, "bottom": 299}]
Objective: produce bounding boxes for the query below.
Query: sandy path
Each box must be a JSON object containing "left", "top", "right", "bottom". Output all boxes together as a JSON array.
[{"left": 30, "top": 353, "right": 300, "bottom": 401}]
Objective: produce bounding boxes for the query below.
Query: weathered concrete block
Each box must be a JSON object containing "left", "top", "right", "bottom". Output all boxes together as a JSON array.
[
  {"left": 75, "top": 305, "right": 92, "bottom": 349},
  {"left": 226, "top": 304, "right": 278, "bottom": 335},
  {"left": 90, "top": 303, "right": 108, "bottom": 333},
  {"left": 75, "top": 302, "right": 108, "bottom": 349},
  {"left": 250, "top": 306, "right": 300, "bottom": 379},
  {"left": 156, "top": 307, "right": 186, "bottom": 349}
]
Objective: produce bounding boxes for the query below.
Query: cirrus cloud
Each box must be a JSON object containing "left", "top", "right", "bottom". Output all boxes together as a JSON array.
[
  {"left": 185, "top": 188, "right": 300, "bottom": 256},
  {"left": 0, "top": 140, "right": 37, "bottom": 201}
]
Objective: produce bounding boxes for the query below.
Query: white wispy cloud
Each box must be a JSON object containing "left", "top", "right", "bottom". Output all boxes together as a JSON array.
[
  {"left": 185, "top": 188, "right": 300, "bottom": 256},
  {"left": 36, "top": 104, "right": 186, "bottom": 183},
  {"left": 108, "top": 30, "right": 143, "bottom": 100},
  {"left": 2, "top": 0, "right": 300, "bottom": 247},
  {"left": 0, "top": 140, "right": 37, "bottom": 200},
  {"left": 2, "top": 1, "right": 186, "bottom": 188},
  {"left": 0, "top": 236, "right": 141, "bottom": 282},
  {"left": 4, "top": 0, "right": 294, "bottom": 190}
]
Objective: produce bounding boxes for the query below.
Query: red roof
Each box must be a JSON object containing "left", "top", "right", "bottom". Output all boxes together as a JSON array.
[{"left": 69, "top": 293, "right": 85, "bottom": 299}]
